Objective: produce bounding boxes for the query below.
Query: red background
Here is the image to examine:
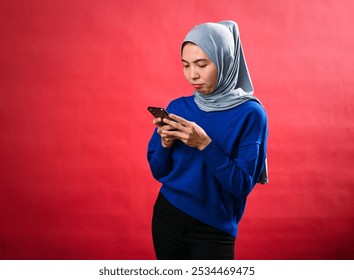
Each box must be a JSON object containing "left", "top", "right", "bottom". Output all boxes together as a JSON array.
[{"left": 1, "top": 0, "right": 354, "bottom": 260}]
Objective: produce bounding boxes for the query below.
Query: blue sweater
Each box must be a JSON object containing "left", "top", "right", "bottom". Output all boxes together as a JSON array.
[{"left": 147, "top": 96, "right": 268, "bottom": 237}]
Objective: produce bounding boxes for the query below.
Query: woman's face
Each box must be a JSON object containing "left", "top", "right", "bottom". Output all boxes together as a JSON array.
[{"left": 182, "top": 43, "right": 218, "bottom": 95}]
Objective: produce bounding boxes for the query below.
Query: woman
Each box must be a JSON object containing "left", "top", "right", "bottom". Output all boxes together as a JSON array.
[{"left": 147, "top": 20, "right": 268, "bottom": 260}]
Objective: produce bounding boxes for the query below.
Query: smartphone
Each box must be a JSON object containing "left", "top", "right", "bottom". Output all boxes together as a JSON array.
[{"left": 147, "top": 106, "right": 176, "bottom": 126}]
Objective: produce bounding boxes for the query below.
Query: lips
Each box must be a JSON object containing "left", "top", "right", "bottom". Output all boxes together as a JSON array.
[{"left": 192, "top": 84, "right": 203, "bottom": 89}]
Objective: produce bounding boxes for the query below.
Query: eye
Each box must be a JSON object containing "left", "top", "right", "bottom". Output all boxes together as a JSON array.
[
  {"left": 183, "top": 64, "right": 190, "bottom": 69},
  {"left": 198, "top": 64, "right": 207, "bottom": 68}
]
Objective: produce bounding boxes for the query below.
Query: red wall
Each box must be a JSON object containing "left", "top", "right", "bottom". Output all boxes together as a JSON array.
[{"left": 1, "top": 0, "right": 353, "bottom": 259}]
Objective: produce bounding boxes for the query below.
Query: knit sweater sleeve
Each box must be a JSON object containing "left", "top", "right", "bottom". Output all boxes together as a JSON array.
[
  {"left": 147, "top": 130, "right": 174, "bottom": 180},
  {"left": 200, "top": 107, "right": 267, "bottom": 198}
]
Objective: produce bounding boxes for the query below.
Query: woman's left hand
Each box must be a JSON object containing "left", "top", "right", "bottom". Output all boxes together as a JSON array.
[{"left": 161, "top": 114, "right": 211, "bottom": 151}]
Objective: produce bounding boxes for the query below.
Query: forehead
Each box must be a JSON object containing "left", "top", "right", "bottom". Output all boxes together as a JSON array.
[{"left": 181, "top": 43, "right": 211, "bottom": 62}]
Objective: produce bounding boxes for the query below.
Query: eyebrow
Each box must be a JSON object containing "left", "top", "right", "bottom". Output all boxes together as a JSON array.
[{"left": 181, "top": 58, "right": 209, "bottom": 64}]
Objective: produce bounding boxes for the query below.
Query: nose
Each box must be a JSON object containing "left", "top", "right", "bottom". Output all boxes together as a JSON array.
[{"left": 189, "top": 66, "right": 200, "bottom": 80}]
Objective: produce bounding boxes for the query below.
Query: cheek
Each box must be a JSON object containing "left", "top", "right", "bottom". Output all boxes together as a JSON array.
[
  {"left": 183, "top": 68, "right": 190, "bottom": 80},
  {"left": 212, "top": 69, "right": 218, "bottom": 86},
  {"left": 208, "top": 70, "right": 218, "bottom": 87}
]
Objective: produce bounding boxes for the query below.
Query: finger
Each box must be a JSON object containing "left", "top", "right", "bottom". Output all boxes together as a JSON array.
[
  {"left": 168, "top": 115, "right": 193, "bottom": 132},
  {"left": 163, "top": 117, "right": 190, "bottom": 133},
  {"left": 160, "top": 129, "right": 175, "bottom": 137},
  {"left": 157, "top": 125, "right": 166, "bottom": 135},
  {"left": 161, "top": 128, "right": 177, "bottom": 136},
  {"left": 159, "top": 119, "right": 176, "bottom": 132},
  {"left": 162, "top": 129, "right": 187, "bottom": 140},
  {"left": 162, "top": 118, "right": 179, "bottom": 128},
  {"left": 168, "top": 114, "right": 191, "bottom": 125},
  {"left": 153, "top": 117, "right": 162, "bottom": 125}
]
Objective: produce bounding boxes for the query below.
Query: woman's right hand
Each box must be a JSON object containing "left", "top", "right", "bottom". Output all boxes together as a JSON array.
[{"left": 153, "top": 118, "right": 176, "bottom": 148}]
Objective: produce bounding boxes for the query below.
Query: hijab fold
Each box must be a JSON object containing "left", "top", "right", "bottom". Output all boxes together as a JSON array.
[{"left": 183, "top": 20, "right": 268, "bottom": 184}]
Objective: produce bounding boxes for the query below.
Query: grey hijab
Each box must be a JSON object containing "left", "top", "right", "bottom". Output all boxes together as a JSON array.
[{"left": 183, "top": 20, "right": 259, "bottom": 112}]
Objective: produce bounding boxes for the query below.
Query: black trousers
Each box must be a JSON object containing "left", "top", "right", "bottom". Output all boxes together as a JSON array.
[{"left": 152, "top": 192, "right": 236, "bottom": 260}]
